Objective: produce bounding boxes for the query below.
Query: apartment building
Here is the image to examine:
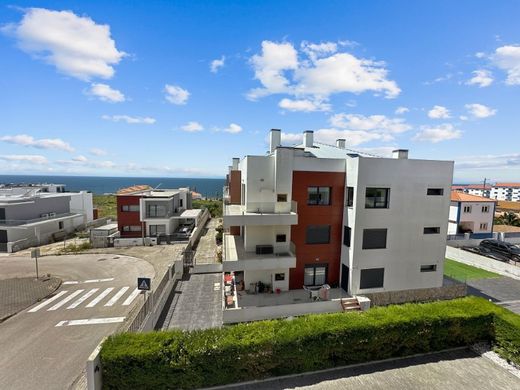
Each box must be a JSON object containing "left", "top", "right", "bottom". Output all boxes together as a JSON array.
[
  {"left": 491, "top": 183, "right": 520, "bottom": 201},
  {"left": 448, "top": 191, "right": 495, "bottom": 236},
  {"left": 116, "top": 185, "right": 201, "bottom": 241},
  {"left": 0, "top": 187, "right": 93, "bottom": 253},
  {"left": 223, "top": 129, "right": 453, "bottom": 296}
]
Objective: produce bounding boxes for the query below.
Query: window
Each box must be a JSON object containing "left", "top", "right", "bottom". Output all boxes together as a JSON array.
[
  {"left": 482, "top": 206, "right": 489, "bottom": 213},
  {"left": 420, "top": 264, "right": 437, "bottom": 272},
  {"left": 277, "top": 194, "right": 287, "bottom": 202},
  {"left": 480, "top": 223, "right": 488, "bottom": 230},
  {"left": 123, "top": 225, "right": 142, "bottom": 232},
  {"left": 180, "top": 199, "right": 183, "bottom": 208},
  {"left": 463, "top": 205, "right": 472, "bottom": 213},
  {"left": 423, "top": 227, "right": 440, "bottom": 234},
  {"left": 306, "top": 225, "right": 330, "bottom": 244},
  {"left": 58, "top": 221, "right": 64, "bottom": 230},
  {"left": 365, "top": 188, "right": 390, "bottom": 209},
  {"left": 150, "top": 225, "right": 166, "bottom": 236},
  {"left": 360, "top": 268, "right": 384, "bottom": 289},
  {"left": 362, "top": 229, "right": 387, "bottom": 249},
  {"left": 304, "top": 265, "right": 327, "bottom": 286},
  {"left": 275, "top": 273, "right": 285, "bottom": 281},
  {"left": 276, "top": 234, "right": 286, "bottom": 243},
  {"left": 346, "top": 187, "right": 354, "bottom": 207},
  {"left": 307, "top": 187, "right": 331, "bottom": 205},
  {"left": 147, "top": 204, "right": 167, "bottom": 217},
  {"left": 343, "top": 226, "right": 351, "bottom": 247},
  {"left": 427, "top": 188, "right": 444, "bottom": 196},
  {"left": 121, "top": 205, "right": 139, "bottom": 212}
]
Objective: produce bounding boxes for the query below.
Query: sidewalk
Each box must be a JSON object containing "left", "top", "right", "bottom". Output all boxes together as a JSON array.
[{"left": 194, "top": 218, "right": 220, "bottom": 264}]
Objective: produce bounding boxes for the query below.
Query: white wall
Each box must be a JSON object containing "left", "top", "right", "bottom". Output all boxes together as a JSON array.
[
  {"left": 243, "top": 225, "right": 291, "bottom": 253},
  {"left": 69, "top": 192, "right": 94, "bottom": 223},
  {"left": 458, "top": 201, "right": 494, "bottom": 233}
]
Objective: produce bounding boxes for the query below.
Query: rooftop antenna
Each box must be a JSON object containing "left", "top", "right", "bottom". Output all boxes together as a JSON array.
[{"left": 155, "top": 183, "right": 162, "bottom": 189}]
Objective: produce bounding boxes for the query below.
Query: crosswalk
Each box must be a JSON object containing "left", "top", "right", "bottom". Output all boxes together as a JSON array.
[{"left": 28, "top": 286, "right": 141, "bottom": 313}]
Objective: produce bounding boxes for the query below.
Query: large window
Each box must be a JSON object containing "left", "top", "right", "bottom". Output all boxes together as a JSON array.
[
  {"left": 360, "top": 268, "right": 384, "bottom": 289},
  {"left": 362, "top": 229, "right": 387, "bottom": 249},
  {"left": 121, "top": 204, "right": 140, "bottom": 212},
  {"left": 307, "top": 187, "right": 331, "bottom": 205},
  {"left": 365, "top": 188, "right": 390, "bottom": 209},
  {"left": 123, "top": 225, "right": 142, "bottom": 232},
  {"left": 346, "top": 187, "right": 354, "bottom": 207},
  {"left": 343, "top": 226, "right": 351, "bottom": 247},
  {"left": 304, "top": 264, "right": 327, "bottom": 286},
  {"left": 147, "top": 204, "right": 167, "bottom": 217},
  {"left": 306, "top": 225, "right": 330, "bottom": 244},
  {"left": 149, "top": 225, "right": 166, "bottom": 236}
]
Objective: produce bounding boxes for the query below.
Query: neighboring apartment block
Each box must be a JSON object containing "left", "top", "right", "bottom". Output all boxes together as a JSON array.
[
  {"left": 223, "top": 129, "right": 453, "bottom": 296},
  {"left": 453, "top": 183, "right": 520, "bottom": 201},
  {"left": 0, "top": 186, "right": 93, "bottom": 253},
  {"left": 116, "top": 185, "right": 201, "bottom": 241},
  {"left": 448, "top": 191, "right": 496, "bottom": 236}
]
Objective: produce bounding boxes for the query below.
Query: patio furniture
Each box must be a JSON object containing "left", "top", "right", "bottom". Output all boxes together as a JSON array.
[{"left": 303, "top": 285, "right": 322, "bottom": 301}]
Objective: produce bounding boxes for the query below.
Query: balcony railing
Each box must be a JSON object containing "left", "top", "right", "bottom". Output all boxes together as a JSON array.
[{"left": 0, "top": 212, "right": 79, "bottom": 226}]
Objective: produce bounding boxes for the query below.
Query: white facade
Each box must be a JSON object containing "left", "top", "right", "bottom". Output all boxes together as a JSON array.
[
  {"left": 490, "top": 185, "right": 520, "bottom": 201},
  {"left": 448, "top": 196, "right": 495, "bottom": 235}
]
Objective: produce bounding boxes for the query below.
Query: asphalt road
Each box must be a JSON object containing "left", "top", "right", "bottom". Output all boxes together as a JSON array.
[{"left": 0, "top": 254, "right": 155, "bottom": 390}]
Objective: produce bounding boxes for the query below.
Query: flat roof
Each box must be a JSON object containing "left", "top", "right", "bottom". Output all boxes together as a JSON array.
[
  {"left": 91, "top": 223, "right": 119, "bottom": 231},
  {"left": 180, "top": 209, "right": 202, "bottom": 218}
]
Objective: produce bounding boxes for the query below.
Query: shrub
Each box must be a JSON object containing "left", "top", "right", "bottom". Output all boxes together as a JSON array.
[
  {"left": 58, "top": 241, "right": 92, "bottom": 254},
  {"left": 101, "top": 297, "right": 501, "bottom": 389}
]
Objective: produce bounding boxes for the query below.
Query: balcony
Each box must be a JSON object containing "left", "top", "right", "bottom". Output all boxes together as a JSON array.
[
  {"left": 0, "top": 212, "right": 80, "bottom": 227},
  {"left": 223, "top": 201, "right": 298, "bottom": 228},
  {"left": 222, "top": 233, "right": 296, "bottom": 272}
]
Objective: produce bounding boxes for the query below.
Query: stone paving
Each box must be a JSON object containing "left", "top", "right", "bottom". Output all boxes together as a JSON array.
[
  {"left": 194, "top": 218, "right": 221, "bottom": 264},
  {"left": 0, "top": 276, "right": 61, "bottom": 321},
  {"left": 231, "top": 349, "right": 520, "bottom": 390}
]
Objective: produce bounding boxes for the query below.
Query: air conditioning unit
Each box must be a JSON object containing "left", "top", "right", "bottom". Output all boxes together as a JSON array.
[
  {"left": 40, "top": 213, "right": 49, "bottom": 218},
  {"left": 49, "top": 212, "right": 56, "bottom": 217}
]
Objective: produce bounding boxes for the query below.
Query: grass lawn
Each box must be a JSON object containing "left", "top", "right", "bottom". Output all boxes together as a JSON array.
[
  {"left": 93, "top": 195, "right": 117, "bottom": 219},
  {"left": 444, "top": 258, "right": 500, "bottom": 282}
]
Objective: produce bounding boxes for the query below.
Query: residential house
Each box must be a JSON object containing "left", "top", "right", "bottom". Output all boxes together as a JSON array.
[{"left": 448, "top": 191, "right": 496, "bottom": 236}]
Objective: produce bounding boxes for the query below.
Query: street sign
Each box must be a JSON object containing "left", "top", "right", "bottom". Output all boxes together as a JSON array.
[
  {"left": 31, "top": 248, "right": 40, "bottom": 258},
  {"left": 137, "top": 277, "right": 151, "bottom": 291}
]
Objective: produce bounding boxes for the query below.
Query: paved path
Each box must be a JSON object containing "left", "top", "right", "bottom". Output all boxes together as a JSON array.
[
  {"left": 194, "top": 218, "right": 220, "bottom": 264},
  {"left": 160, "top": 272, "right": 222, "bottom": 330},
  {"left": 230, "top": 349, "right": 520, "bottom": 390},
  {"left": 467, "top": 276, "right": 520, "bottom": 314}
]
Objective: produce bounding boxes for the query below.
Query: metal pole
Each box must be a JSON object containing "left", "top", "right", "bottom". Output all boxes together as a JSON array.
[{"left": 35, "top": 252, "right": 39, "bottom": 279}]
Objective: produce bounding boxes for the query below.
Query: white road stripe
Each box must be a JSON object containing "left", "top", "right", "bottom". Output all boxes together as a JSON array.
[
  {"left": 62, "top": 281, "right": 79, "bottom": 285},
  {"left": 28, "top": 291, "right": 68, "bottom": 313},
  {"left": 105, "top": 286, "right": 129, "bottom": 307},
  {"left": 48, "top": 290, "right": 84, "bottom": 311},
  {"left": 84, "top": 278, "right": 115, "bottom": 284},
  {"left": 86, "top": 287, "right": 114, "bottom": 308},
  {"left": 55, "top": 317, "right": 126, "bottom": 327},
  {"left": 122, "top": 288, "right": 141, "bottom": 306},
  {"left": 67, "top": 288, "right": 99, "bottom": 309}
]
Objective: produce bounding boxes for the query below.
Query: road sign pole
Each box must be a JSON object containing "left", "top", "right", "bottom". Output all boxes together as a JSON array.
[{"left": 35, "top": 252, "right": 39, "bottom": 279}]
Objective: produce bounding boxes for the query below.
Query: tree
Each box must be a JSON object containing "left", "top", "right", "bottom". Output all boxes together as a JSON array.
[{"left": 496, "top": 212, "right": 520, "bottom": 227}]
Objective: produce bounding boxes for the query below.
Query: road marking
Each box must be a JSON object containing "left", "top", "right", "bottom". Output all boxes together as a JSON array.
[
  {"left": 63, "top": 278, "right": 114, "bottom": 285},
  {"left": 62, "top": 281, "right": 79, "bottom": 285},
  {"left": 67, "top": 288, "right": 99, "bottom": 309},
  {"left": 122, "top": 288, "right": 141, "bottom": 306},
  {"left": 86, "top": 287, "right": 114, "bottom": 308},
  {"left": 47, "top": 290, "right": 84, "bottom": 311},
  {"left": 55, "top": 317, "right": 126, "bottom": 327},
  {"left": 105, "top": 286, "right": 129, "bottom": 307},
  {"left": 28, "top": 291, "right": 68, "bottom": 313}
]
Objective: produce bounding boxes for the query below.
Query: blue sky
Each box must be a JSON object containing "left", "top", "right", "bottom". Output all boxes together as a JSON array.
[{"left": 1, "top": 1, "right": 520, "bottom": 182}]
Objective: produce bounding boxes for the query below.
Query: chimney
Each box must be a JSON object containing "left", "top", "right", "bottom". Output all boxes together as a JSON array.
[
  {"left": 392, "top": 149, "right": 409, "bottom": 159},
  {"left": 270, "top": 128, "right": 281, "bottom": 153},
  {"left": 336, "top": 139, "right": 346, "bottom": 149},
  {"left": 304, "top": 130, "right": 314, "bottom": 148},
  {"left": 232, "top": 158, "right": 240, "bottom": 170}
]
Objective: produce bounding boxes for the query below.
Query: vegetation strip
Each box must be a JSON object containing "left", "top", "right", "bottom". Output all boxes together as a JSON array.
[{"left": 444, "top": 258, "right": 500, "bottom": 281}]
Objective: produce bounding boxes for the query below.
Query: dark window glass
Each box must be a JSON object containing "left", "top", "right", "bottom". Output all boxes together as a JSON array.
[
  {"left": 277, "top": 194, "right": 287, "bottom": 202},
  {"left": 360, "top": 268, "right": 384, "bottom": 289},
  {"left": 343, "top": 226, "right": 351, "bottom": 247},
  {"left": 304, "top": 265, "right": 328, "bottom": 286},
  {"left": 346, "top": 187, "right": 354, "bottom": 207},
  {"left": 420, "top": 265, "right": 437, "bottom": 272},
  {"left": 275, "top": 273, "right": 285, "bottom": 281},
  {"left": 362, "top": 229, "right": 387, "bottom": 249},
  {"left": 121, "top": 205, "right": 129, "bottom": 212},
  {"left": 276, "top": 234, "right": 286, "bottom": 243},
  {"left": 423, "top": 227, "right": 440, "bottom": 234},
  {"left": 307, "top": 187, "right": 331, "bottom": 205},
  {"left": 427, "top": 188, "right": 444, "bottom": 196},
  {"left": 306, "top": 225, "right": 330, "bottom": 244},
  {"left": 58, "top": 221, "right": 64, "bottom": 230},
  {"left": 365, "top": 188, "right": 390, "bottom": 208}
]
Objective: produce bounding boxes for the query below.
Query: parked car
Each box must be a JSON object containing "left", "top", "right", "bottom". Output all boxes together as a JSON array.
[{"left": 479, "top": 239, "right": 520, "bottom": 261}]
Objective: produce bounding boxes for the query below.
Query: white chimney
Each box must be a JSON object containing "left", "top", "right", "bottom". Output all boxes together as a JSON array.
[
  {"left": 392, "top": 149, "right": 409, "bottom": 159},
  {"left": 270, "top": 129, "right": 281, "bottom": 153},
  {"left": 336, "top": 139, "right": 346, "bottom": 149},
  {"left": 304, "top": 130, "right": 314, "bottom": 147},
  {"left": 232, "top": 158, "right": 240, "bottom": 170}
]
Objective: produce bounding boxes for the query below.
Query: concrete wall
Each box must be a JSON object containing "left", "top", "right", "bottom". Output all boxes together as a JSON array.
[
  {"left": 244, "top": 268, "right": 290, "bottom": 292},
  {"left": 243, "top": 225, "right": 291, "bottom": 253},
  {"left": 4, "top": 195, "right": 70, "bottom": 220},
  {"left": 69, "top": 191, "right": 94, "bottom": 223}
]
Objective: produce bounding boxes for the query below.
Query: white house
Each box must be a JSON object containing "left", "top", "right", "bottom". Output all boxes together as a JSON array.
[{"left": 448, "top": 191, "right": 496, "bottom": 236}]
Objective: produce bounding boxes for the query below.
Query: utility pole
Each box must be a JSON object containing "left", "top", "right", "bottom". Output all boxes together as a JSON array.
[{"left": 483, "top": 178, "right": 489, "bottom": 197}]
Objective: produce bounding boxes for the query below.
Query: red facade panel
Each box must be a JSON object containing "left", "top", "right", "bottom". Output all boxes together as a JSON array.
[
  {"left": 116, "top": 195, "right": 144, "bottom": 238},
  {"left": 229, "top": 170, "right": 241, "bottom": 205},
  {"left": 290, "top": 171, "right": 345, "bottom": 289}
]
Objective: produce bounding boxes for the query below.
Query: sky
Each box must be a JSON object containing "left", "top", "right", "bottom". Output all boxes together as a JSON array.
[{"left": 0, "top": 0, "right": 520, "bottom": 182}]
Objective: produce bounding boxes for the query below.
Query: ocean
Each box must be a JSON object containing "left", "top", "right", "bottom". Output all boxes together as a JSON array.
[{"left": 0, "top": 175, "right": 225, "bottom": 198}]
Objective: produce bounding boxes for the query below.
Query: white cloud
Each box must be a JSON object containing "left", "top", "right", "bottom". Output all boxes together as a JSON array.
[
  {"left": 164, "top": 84, "right": 190, "bottom": 105},
  {"left": 0, "top": 154, "right": 48, "bottom": 164},
  {"left": 2, "top": 8, "right": 125, "bottom": 81},
  {"left": 395, "top": 106, "right": 409, "bottom": 115},
  {"left": 223, "top": 123, "right": 242, "bottom": 134},
  {"left": 466, "top": 69, "right": 494, "bottom": 87},
  {"left": 455, "top": 153, "right": 520, "bottom": 169},
  {"left": 314, "top": 128, "right": 388, "bottom": 146},
  {"left": 465, "top": 103, "right": 497, "bottom": 118},
  {"left": 72, "top": 155, "right": 88, "bottom": 162},
  {"left": 89, "top": 83, "right": 125, "bottom": 102},
  {"left": 413, "top": 123, "right": 462, "bottom": 143},
  {"left": 278, "top": 98, "right": 330, "bottom": 112},
  {"left": 89, "top": 148, "right": 107, "bottom": 156},
  {"left": 248, "top": 40, "right": 400, "bottom": 102},
  {"left": 280, "top": 132, "right": 303, "bottom": 144},
  {"left": 329, "top": 114, "right": 411, "bottom": 134},
  {"left": 0, "top": 134, "right": 74, "bottom": 152},
  {"left": 492, "top": 45, "right": 520, "bottom": 85},
  {"left": 102, "top": 114, "right": 156, "bottom": 124},
  {"left": 427, "top": 105, "right": 451, "bottom": 119},
  {"left": 180, "top": 121, "right": 204, "bottom": 132},
  {"left": 210, "top": 56, "right": 225, "bottom": 73}
]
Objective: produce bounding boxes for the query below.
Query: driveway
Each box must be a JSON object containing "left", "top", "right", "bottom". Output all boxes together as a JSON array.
[
  {"left": 0, "top": 254, "right": 154, "bottom": 390},
  {"left": 467, "top": 277, "right": 520, "bottom": 314}
]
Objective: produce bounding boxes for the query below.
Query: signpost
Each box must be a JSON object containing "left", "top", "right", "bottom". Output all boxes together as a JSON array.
[
  {"left": 31, "top": 248, "right": 40, "bottom": 279},
  {"left": 137, "top": 277, "right": 152, "bottom": 307}
]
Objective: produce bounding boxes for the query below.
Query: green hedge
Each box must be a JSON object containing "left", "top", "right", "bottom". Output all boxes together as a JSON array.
[{"left": 101, "top": 297, "right": 505, "bottom": 389}]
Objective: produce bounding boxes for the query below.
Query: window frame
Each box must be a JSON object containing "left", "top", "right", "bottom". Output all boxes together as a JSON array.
[
  {"left": 303, "top": 264, "right": 328, "bottom": 286},
  {"left": 359, "top": 268, "right": 385, "bottom": 289},
  {"left": 365, "top": 187, "right": 390, "bottom": 209},
  {"left": 277, "top": 194, "right": 288, "bottom": 202},
  {"left": 423, "top": 227, "right": 441, "bottom": 234},
  {"left": 346, "top": 186, "right": 354, "bottom": 207},
  {"left": 307, "top": 186, "right": 332, "bottom": 206},
  {"left": 362, "top": 228, "right": 387, "bottom": 250},
  {"left": 482, "top": 205, "right": 489, "bottom": 213},
  {"left": 343, "top": 226, "right": 351, "bottom": 247},
  {"left": 276, "top": 234, "right": 287, "bottom": 243},
  {"left": 420, "top": 264, "right": 437, "bottom": 272},
  {"left": 427, "top": 188, "right": 444, "bottom": 196},
  {"left": 305, "top": 225, "right": 331, "bottom": 245},
  {"left": 463, "top": 205, "right": 472, "bottom": 213}
]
